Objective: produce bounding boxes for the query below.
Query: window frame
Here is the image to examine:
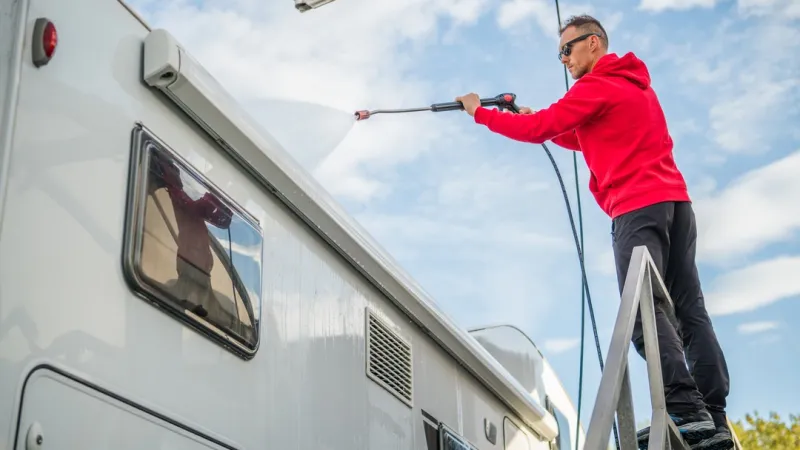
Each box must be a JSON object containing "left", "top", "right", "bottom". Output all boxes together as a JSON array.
[
  {"left": 438, "top": 422, "right": 478, "bottom": 450},
  {"left": 122, "top": 123, "right": 264, "bottom": 360}
]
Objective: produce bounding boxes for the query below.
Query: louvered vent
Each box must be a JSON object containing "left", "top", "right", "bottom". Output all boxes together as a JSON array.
[{"left": 365, "top": 308, "right": 413, "bottom": 407}]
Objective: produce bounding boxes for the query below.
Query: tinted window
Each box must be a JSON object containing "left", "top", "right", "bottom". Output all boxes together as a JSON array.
[{"left": 124, "top": 125, "right": 263, "bottom": 358}]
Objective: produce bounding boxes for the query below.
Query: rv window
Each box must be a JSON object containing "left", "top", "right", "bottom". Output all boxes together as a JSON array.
[
  {"left": 504, "top": 417, "right": 531, "bottom": 450},
  {"left": 124, "top": 125, "right": 263, "bottom": 358}
]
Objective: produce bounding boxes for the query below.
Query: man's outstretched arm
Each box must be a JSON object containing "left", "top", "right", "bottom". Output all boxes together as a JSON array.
[
  {"left": 458, "top": 81, "right": 606, "bottom": 145},
  {"left": 515, "top": 107, "right": 582, "bottom": 151}
]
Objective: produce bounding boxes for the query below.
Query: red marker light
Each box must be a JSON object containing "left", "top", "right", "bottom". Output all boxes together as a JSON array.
[
  {"left": 32, "top": 18, "right": 57, "bottom": 68},
  {"left": 43, "top": 22, "right": 57, "bottom": 58}
]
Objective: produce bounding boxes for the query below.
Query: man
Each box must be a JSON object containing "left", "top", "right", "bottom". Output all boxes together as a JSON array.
[{"left": 456, "top": 15, "right": 732, "bottom": 450}]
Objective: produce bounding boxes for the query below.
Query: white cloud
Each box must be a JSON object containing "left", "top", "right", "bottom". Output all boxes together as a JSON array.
[
  {"left": 638, "top": 0, "right": 717, "bottom": 12},
  {"left": 694, "top": 149, "right": 800, "bottom": 264},
  {"left": 737, "top": 321, "right": 779, "bottom": 335},
  {"left": 444, "top": 0, "right": 493, "bottom": 24},
  {"left": 709, "top": 79, "right": 798, "bottom": 155},
  {"left": 737, "top": 0, "right": 800, "bottom": 18},
  {"left": 497, "top": 0, "right": 555, "bottom": 32},
  {"left": 543, "top": 337, "right": 580, "bottom": 354},
  {"left": 705, "top": 256, "right": 800, "bottom": 316},
  {"left": 131, "top": 0, "right": 491, "bottom": 203},
  {"left": 707, "top": 19, "right": 799, "bottom": 155},
  {"left": 636, "top": 0, "right": 799, "bottom": 13},
  {"left": 652, "top": 13, "right": 799, "bottom": 157},
  {"left": 495, "top": 0, "right": 621, "bottom": 37}
]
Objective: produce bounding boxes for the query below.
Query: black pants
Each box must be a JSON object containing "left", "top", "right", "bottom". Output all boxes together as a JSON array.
[{"left": 611, "top": 201, "right": 730, "bottom": 426}]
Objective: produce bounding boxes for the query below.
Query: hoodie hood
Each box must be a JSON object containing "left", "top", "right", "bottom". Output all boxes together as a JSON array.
[{"left": 590, "top": 52, "right": 651, "bottom": 89}]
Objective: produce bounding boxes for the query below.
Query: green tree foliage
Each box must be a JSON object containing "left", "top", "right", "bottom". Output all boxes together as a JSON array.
[{"left": 731, "top": 411, "right": 800, "bottom": 449}]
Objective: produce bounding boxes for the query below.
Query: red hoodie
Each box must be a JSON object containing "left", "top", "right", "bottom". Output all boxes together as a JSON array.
[{"left": 473, "top": 52, "right": 690, "bottom": 218}]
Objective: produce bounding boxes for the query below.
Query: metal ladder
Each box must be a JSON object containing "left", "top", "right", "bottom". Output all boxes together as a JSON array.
[{"left": 580, "top": 245, "right": 742, "bottom": 450}]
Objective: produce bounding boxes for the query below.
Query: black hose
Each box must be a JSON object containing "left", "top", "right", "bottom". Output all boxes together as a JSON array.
[
  {"left": 538, "top": 139, "right": 621, "bottom": 450},
  {"left": 549, "top": 2, "right": 621, "bottom": 449}
]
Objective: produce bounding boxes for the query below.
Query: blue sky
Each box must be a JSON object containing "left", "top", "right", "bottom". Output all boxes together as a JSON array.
[{"left": 132, "top": 0, "right": 800, "bottom": 434}]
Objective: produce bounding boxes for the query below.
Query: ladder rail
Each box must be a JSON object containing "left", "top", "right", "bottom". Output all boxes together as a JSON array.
[
  {"left": 582, "top": 245, "right": 690, "bottom": 450},
  {"left": 727, "top": 418, "right": 744, "bottom": 450}
]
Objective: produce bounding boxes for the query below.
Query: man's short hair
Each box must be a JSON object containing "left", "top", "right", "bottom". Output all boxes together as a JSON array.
[{"left": 559, "top": 15, "right": 608, "bottom": 49}]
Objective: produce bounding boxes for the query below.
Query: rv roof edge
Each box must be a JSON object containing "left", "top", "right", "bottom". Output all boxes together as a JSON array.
[{"left": 141, "top": 27, "right": 560, "bottom": 441}]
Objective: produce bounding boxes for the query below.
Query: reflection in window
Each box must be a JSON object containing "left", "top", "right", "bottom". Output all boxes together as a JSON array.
[{"left": 124, "top": 126, "right": 263, "bottom": 358}]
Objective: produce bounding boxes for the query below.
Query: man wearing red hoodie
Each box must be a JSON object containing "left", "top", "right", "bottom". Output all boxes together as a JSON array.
[{"left": 456, "top": 15, "right": 732, "bottom": 450}]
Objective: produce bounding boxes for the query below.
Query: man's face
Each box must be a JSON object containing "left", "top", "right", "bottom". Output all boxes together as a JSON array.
[{"left": 559, "top": 26, "right": 599, "bottom": 80}]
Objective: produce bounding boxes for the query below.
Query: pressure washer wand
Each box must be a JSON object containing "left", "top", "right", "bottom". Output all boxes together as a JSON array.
[{"left": 355, "top": 93, "right": 520, "bottom": 120}]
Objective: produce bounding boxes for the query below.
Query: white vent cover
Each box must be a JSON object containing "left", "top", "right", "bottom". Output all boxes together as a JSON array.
[{"left": 366, "top": 308, "right": 413, "bottom": 407}]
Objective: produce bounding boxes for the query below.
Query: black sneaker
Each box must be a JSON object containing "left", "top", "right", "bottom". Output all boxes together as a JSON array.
[
  {"left": 690, "top": 425, "right": 734, "bottom": 450},
  {"left": 637, "top": 409, "right": 717, "bottom": 449}
]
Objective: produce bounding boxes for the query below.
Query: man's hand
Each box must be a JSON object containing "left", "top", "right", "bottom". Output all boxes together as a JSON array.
[
  {"left": 518, "top": 106, "right": 536, "bottom": 114},
  {"left": 455, "top": 93, "right": 481, "bottom": 116}
]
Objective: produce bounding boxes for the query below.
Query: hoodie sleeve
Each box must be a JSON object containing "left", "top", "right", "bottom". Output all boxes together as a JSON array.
[
  {"left": 552, "top": 130, "right": 581, "bottom": 151},
  {"left": 473, "top": 79, "right": 607, "bottom": 144}
]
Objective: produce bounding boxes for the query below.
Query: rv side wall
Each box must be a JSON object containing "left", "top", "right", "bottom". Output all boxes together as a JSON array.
[
  {"left": 0, "top": 0, "right": 27, "bottom": 227},
  {"left": 0, "top": 0, "right": 551, "bottom": 449}
]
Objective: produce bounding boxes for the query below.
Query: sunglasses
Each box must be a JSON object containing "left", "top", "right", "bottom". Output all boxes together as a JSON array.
[{"left": 558, "top": 33, "right": 602, "bottom": 60}]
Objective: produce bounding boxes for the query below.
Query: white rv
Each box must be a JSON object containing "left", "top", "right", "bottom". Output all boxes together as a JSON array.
[{"left": 0, "top": 0, "right": 585, "bottom": 448}]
